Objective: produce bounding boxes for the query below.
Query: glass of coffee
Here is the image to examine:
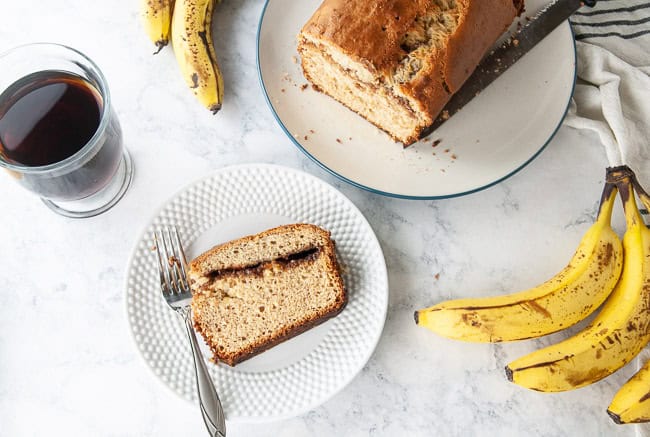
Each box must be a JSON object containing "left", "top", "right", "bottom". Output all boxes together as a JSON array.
[{"left": 0, "top": 43, "right": 133, "bottom": 218}]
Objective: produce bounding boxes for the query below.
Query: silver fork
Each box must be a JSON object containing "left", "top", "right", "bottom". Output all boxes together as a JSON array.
[{"left": 154, "top": 226, "right": 226, "bottom": 437}]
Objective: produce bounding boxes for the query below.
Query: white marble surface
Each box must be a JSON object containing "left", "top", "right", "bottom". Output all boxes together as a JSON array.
[{"left": 0, "top": 1, "right": 644, "bottom": 436}]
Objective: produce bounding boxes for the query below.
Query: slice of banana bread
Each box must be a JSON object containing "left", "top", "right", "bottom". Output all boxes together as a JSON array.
[
  {"left": 297, "top": 0, "right": 524, "bottom": 145},
  {"left": 188, "top": 223, "right": 347, "bottom": 366}
]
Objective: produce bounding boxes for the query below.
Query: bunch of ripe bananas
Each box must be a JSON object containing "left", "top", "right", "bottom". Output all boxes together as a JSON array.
[
  {"left": 415, "top": 165, "right": 650, "bottom": 425},
  {"left": 141, "top": 0, "right": 224, "bottom": 113}
]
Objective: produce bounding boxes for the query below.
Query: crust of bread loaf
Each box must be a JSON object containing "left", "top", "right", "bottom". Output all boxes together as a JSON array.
[
  {"left": 298, "top": 0, "right": 524, "bottom": 144},
  {"left": 190, "top": 223, "right": 347, "bottom": 366},
  {"left": 189, "top": 223, "right": 331, "bottom": 275},
  {"left": 301, "top": 0, "right": 429, "bottom": 71},
  {"left": 443, "top": 0, "right": 524, "bottom": 93}
]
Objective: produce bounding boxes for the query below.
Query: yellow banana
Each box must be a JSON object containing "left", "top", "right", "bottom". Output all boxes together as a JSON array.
[
  {"left": 506, "top": 166, "right": 650, "bottom": 392},
  {"left": 414, "top": 181, "right": 622, "bottom": 342},
  {"left": 141, "top": 0, "right": 174, "bottom": 53},
  {"left": 607, "top": 173, "right": 650, "bottom": 424},
  {"left": 608, "top": 359, "right": 650, "bottom": 424},
  {"left": 171, "top": 0, "right": 224, "bottom": 113}
]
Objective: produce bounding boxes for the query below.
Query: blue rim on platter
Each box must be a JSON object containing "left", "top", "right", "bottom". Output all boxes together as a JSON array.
[{"left": 256, "top": 0, "right": 577, "bottom": 200}]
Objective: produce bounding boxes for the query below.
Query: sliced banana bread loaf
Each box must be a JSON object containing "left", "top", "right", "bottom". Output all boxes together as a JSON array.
[{"left": 297, "top": 0, "right": 524, "bottom": 145}]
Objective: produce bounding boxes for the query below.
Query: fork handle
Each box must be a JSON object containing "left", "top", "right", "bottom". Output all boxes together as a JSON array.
[{"left": 184, "top": 312, "right": 227, "bottom": 437}]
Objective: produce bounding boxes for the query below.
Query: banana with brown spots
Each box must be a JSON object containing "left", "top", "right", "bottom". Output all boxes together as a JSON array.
[
  {"left": 414, "top": 179, "right": 622, "bottom": 343},
  {"left": 608, "top": 358, "right": 650, "bottom": 424},
  {"left": 141, "top": 0, "right": 174, "bottom": 53},
  {"left": 506, "top": 166, "right": 650, "bottom": 392},
  {"left": 171, "top": 0, "right": 224, "bottom": 113}
]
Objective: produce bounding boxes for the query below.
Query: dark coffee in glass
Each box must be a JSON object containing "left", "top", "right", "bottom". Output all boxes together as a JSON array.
[{"left": 0, "top": 43, "right": 132, "bottom": 218}]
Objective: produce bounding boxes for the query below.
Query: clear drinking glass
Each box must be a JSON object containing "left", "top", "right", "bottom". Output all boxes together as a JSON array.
[{"left": 0, "top": 43, "right": 133, "bottom": 218}]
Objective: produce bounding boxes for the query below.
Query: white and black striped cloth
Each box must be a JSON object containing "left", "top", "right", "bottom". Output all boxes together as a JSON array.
[
  {"left": 569, "top": 0, "right": 650, "bottom": 68},
  {"left": 564, "top": 0, "right": 650, "bottom": 191},
  {"left": 571, "top": 0, "right": 650, "bottom": 41}
]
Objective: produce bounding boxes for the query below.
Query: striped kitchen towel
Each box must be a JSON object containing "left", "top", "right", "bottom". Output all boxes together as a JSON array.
[
  {"left": 570, "top": 0, "right": 650, "bottom": 67},
  {"left": 564, "top": 0, "right": 650, "bottom": 186}
]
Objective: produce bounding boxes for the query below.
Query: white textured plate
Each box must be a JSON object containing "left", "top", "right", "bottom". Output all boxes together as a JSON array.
[
  {"left": 257, "top": 0, "right": 576, "bottom": 199},
  {"left": 125, "top": 164, "right": 388, "bottom": 422}
]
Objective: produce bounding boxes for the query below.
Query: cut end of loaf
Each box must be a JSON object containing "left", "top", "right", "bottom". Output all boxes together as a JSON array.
[{"left": 189, "top": 223, "right": 347, "bottom": 366}]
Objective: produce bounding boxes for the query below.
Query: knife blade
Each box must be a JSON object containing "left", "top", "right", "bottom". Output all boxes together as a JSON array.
[{"left": 420, "top": 0, "right": 596, "bottom": 137}]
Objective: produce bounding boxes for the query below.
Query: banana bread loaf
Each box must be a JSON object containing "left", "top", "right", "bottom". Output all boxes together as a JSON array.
[
  {"left": 189, "top": 223, "right": 347, "bottom": 366},
  {"left": 297, "top": 0, "right": 524, "bottom": 145}
]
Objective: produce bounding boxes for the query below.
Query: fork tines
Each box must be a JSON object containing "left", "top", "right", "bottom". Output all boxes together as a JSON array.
[{"left": 154, "top": 226, "right": 191, "bottom": 297}]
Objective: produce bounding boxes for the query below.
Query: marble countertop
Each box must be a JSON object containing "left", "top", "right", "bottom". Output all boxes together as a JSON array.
[{"left": 0, "top": 0, "right": 644, "bottom": 436}]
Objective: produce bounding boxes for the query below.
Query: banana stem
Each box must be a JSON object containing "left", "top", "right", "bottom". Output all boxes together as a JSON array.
[
  {"left": 597, "top": 181, "right": 617, "bottom": 225},
  {"left": 632, "top": 174, "right": 650, "bottom": 214},
  {"left": 607, "top": 166, "right": 644, "bottom": 227}
]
